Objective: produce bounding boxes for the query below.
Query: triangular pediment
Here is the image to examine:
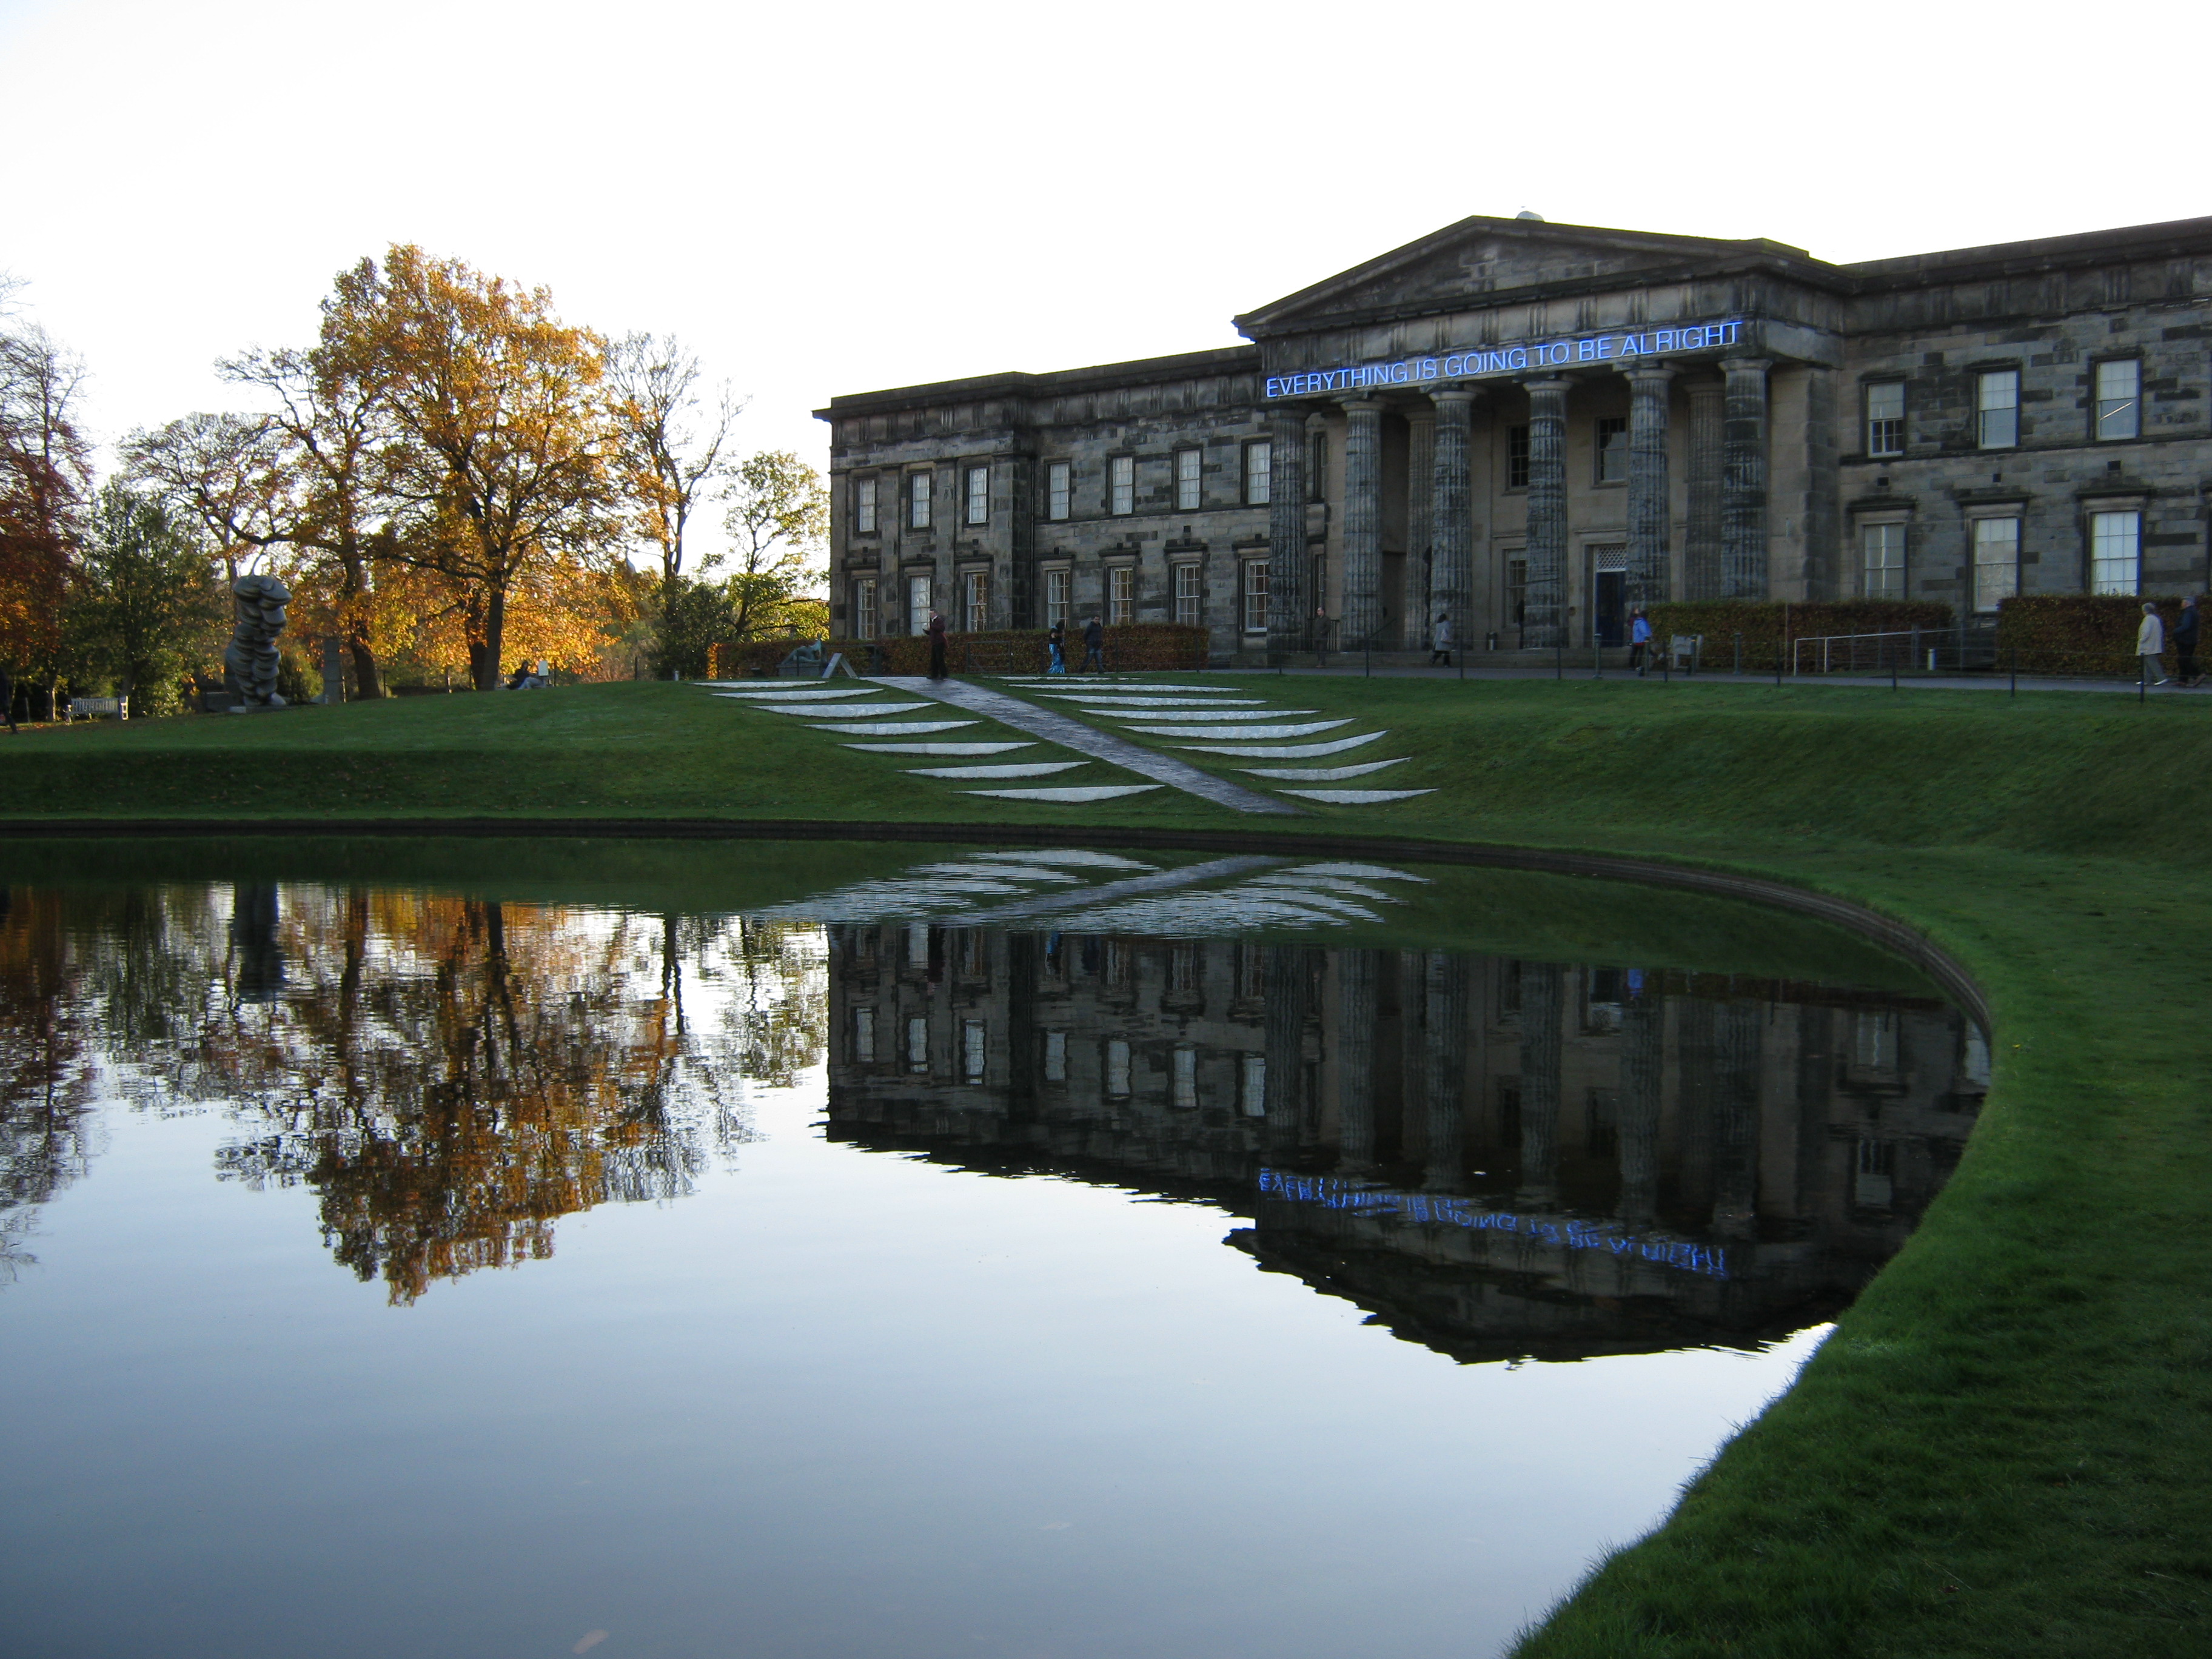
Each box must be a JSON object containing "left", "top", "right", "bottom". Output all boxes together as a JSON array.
[{"left": 1236, "top": 216, "right": 1822, "bottom": 335}]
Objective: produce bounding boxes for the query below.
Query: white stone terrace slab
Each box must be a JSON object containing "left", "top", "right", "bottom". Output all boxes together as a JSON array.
[
  {"left": 710, "top": 686, "right": 885, "bottom": 700},
  {"left": 904, "top": 761, "right": 1090, "bottom": 779},
  {"left": 1036, "top": 695, "right": 1269, "bottom": 707},
  {"left": 1179, "top": 731, "right": 1387, "bottom": 759},
  {"left": 1099, "top": 708, "right": 1318, "bottom": 722},
  {"left": 756, "top": 700, "right": 931, "bottom": 717},
  {"left": 810, "top": 720, "right": 977, "bottom": 735},
  {"left": 840, "top": 741, "right": 1034, "bottom": 755},
  {"left": 1123, "top": 719, "right": 1352, "bottom": 739},
  {"left": 1238, "top": 758, "right": 1410, "bottom": 780},
  {"left": 962, "top": 785, "right": 1164, "bottom": 802},
  {"left": 1277, "top": 788, "right": 1438, "bottom": 803},
  {"left": 870, "top": 677, "right": 1301, "bottom": 816}
]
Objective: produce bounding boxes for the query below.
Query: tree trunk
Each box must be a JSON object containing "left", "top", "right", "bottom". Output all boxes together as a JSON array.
[
  {"left": 349, "top": 633, "right": 382, "bottom": 700},
  {"left": 471, "top": 583, "right": 508, "bottom": 690}
]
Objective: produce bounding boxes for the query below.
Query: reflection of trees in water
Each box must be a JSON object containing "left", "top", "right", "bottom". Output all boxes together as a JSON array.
[
  {"left": 0, "top": 891, "right": 99, "bottom": 1280},
  {"left": 0, "top": 885, "right": 827, "bottom": 1302}
]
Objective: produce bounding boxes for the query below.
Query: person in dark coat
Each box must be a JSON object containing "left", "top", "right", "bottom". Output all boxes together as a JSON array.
[
  {"left": 927, "top": 609, "right": 949, "bottom": 680},
  {"left": 1081, "top": 615, "right": 1104, "bottom": 672},
  {"left": 2174, "top": 595, "right": 2202, "bottom": 688},
  {"left": 0, "top": 666, "right": 15, "bottom": 734}
]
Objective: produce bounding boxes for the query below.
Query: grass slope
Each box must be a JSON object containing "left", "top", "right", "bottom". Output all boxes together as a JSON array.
[{"left": 5, "top": 674, "right": 2211, "bottom": 1655}]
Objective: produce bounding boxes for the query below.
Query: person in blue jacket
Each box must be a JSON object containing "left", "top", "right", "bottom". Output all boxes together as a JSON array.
[{"left": 1629, "top": 608, "right": 1653, "bottom": 676}]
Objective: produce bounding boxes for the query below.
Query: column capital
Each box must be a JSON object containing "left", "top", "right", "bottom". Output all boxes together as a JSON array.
[
  {"left": 1720, "top": 355, "right": 1774, "bottom": 376},
  {"left": 1624, "top": 363, "right": 1678, "bottom": 389},
  {"left": 1431, "top": 386, "right": 1480, "bottom": 412},
  {"left": 1521, "top": 375, "right": 1574, "bottom": 395},
  {"left": 1340, "top": 396, "right": 1387, "bottom": 415}
]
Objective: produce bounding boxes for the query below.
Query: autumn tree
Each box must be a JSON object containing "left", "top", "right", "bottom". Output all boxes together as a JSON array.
[
  {"left": 119, "top": 410, "right": 285, "bottom": 583},
  {"left": 606, "top": 331, "right": 741, "bottom": 596},
  {"left": 719, "top": 449, "right": 829, "bottom": 642},
  {"left": 324, "top": 246, "right": 616, "bottom": 689},
  {"left": 66, "top": 484, "right": 225, "bottom": 716},
  {"left": 0, "top": 307, "right": 93, "bottom": 707}
]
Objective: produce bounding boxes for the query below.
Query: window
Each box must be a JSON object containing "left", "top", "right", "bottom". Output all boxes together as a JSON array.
[
  {"left": 1853, "top": 1010, "right": 1898, "bottom": 1070},
  {"left": 2096, "top": 359, "right": 2140, "bottom": 441},
  {"left": 1862, "top": 521, "right": 1906, "bottom": 600},
  {"left": 2091, "top": 509, "right": 2140, "bottom": 594},
  {"left": 1108, "top": 564, "right": 1133, "bottom": 625},
  {"left": 1045, "top": 568, "right": 1070, "bottom": 626},
  {"left": 1308, "top": 430, "right": 1327, "bottom": 501},
  {"left": 1507, "top": 424, "right": 1531, "bottom": 488},
  {"left": 1976, "top": 370, "right": 2019, "bottom": 449},
  {"left": 1173, "top": 1045, "right": 1198, "bottom": 1109},
  {"left": 962, "top": 1019, "right": 986, "bottom": 1082},
  {"left": 907, "top": 470, "right": 932, "bottom": 528},
  {"left": 1505, "top": 554, "right": 1529, "bottom": 637},
  {"left": 1595, "top": 416, "right": 1629, "bottom": 484},
  {"left": 1175, "top": 447, "right": 1202, "bottom": 511},
  {"left": 853, "top": 577, "right": 877, "bottom": 639},
  {"left": 852, "top": 1007, "right": 876, "bottom": 1064},
  {"left": 1108, "top": 454, "right": 1135, "bottom": 516},
  {"left": 1043, "top": 1029, "right": 1068, "bottom": 1083},
  {"left": 1173, "top": 563, "right": 1201, "bottom": 626},
  {"left": 1238, "top": 1054, "right": 1266, "bottom": 1117},
  {"left": 905, "top": 1014, "right": 929, "bottom": 1074},
  {"left": 1243, "top": 440, "right": 1271, "bottom": 506},
  {"left": 854, "top": 475, "right": 879, "bottom": 534},
  {"left": 905, "top": 923, "right": 929, "bottom": 967},
  {"left": 1865, "top": 381, "right": 1905, "bottom": 457},
  {"left": 964, "top": 464, "right": 990, "bottom": 526},
  {"left": 1047, "top": 460, "right": 1071, "bottom": 521},
  {"left": 907, "top": 572, "right": 931, "bottom": 635},
  {"left": 962, "top": 569, "right": 988, "bottom": 632},
  {"left": 1971, "top": 517, "right": 2020, "bottom": 614},
  {"left": 1105, "top": 1037, "right": 1132, "bottom": 1098},
  {"left": 1242, "top": 558, "right": 1269, "bottom": 634}
]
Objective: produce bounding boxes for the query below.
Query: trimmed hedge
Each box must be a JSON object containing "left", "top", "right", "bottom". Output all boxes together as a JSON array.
[
  {"left": 1645, "top": 600, "right": 1954, "bottom": 672},
  {"left": 1993, "top": 593, "right": 2197, "bottom": 677},
  {"left": 709, "top": 625, "right": 1210, "bottom": 679}
]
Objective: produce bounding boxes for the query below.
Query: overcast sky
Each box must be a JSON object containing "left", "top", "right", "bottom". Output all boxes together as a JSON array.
[{"left": 4, "top": 0, "right": 2204, "bottom": 523}]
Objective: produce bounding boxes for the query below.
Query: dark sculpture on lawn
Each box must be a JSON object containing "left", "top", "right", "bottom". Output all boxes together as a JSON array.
[{"left": 224, "top": 574, "right": 291, "bottom": 709}]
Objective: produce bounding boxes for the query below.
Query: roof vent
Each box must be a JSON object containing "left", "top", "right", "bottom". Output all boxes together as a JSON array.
[{"left": 1515, "top": 208, "right": 1545, "bottom": 222}]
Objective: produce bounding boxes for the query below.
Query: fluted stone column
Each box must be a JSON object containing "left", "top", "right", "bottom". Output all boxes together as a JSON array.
[
  {"left": 1430, "top": 390, "right": 1475, "bottom": 657},
  {"left": 1618, "top": 976, "right": 1664, "bottom": 1228},
  {"left": 1685, "top": 380, "right": 1724, "bottom": 599},
  {"left": 1523, "top": 378, "right": 1572, "bottom": 648},
  {"left": 1625, "top": 366, "right": 1675, "bottom": 609},
  {"left": 1262, "top": 943, "right": 1308, "bottom": 1156},
  {"left": 1517, "top": 962, "right": 1563, "bottom": 1207},
  {"left": 1335, "top": 950, "right": 1377, "bottom": 1175},
  {"left": 1406, "top": 406, "right": 1435, "bottom": 649},
  {"left": 1710, "top": 1000, "right": 1763, "bottom": 1239},
  {"left": 1721, "top": 357, "right": 1773, "bottom": 599},
  {"left": 1341, "top": 398, "right": 1384, "bottom": 647},
  {"left": 1265, "top": 406, "right": 1309, "bottom": 655},
  {"left": 1422, "top": 951, "right": 1467, "bottom": 1191}
]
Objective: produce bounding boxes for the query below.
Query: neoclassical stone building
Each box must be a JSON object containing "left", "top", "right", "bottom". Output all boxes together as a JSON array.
[{"left": 817, "top": 213, "right": 2212, "bottom": 659}]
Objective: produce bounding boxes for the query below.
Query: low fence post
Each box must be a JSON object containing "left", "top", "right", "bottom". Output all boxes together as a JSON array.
[{"left": 1732, "top": 632, "right": 1743, "bottom": 675}]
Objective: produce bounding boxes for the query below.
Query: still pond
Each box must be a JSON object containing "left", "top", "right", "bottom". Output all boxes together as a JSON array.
[{"left": 0, "top": 840, "right": 1984, "bottom": 1658}]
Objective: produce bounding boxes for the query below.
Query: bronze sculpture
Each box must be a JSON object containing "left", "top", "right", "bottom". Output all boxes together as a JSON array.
[{"left": 224, "top": 574, "right": 291, "bottom": 709}]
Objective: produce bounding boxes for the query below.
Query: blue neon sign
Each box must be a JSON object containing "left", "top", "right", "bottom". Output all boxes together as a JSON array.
[{"left": 1264, "top": 318, "right": 1746, "bottom": 400}]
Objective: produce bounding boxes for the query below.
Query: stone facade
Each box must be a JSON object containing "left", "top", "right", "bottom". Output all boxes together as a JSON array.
[{"left": 819, "top": 215, "right": 2212, "bottom": 660}]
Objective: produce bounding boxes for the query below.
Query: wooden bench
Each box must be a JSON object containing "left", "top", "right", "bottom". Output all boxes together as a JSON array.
[{"left": 65, "top": 695, "right": 123, "bottom": 721}]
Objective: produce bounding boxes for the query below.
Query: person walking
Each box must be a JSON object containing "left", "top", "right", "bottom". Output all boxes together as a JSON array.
[
  {"left": 1046, "top": 618, "right": 1067, "bottom": 674},
  {"left": 2174, "top": 595, "right": 2202, "bottom": 687},
  {"left": 1629, "top": 608, "right": 1653, "bottom": 676},
  {"left": 927, "top": 609, "right": 949, "bottom": 680},
  {"left": 2137, "top": 600, "right": 2169, "bottom": 688},
  {"left": 1428, "top": 612, "right": 1452, "bottom": 668},
  {"left": 0, "top": 666, "right": 15, "bottom": 735},
  {"left": 1081, "top": 615, "right": 1104, "bottom": 673}
]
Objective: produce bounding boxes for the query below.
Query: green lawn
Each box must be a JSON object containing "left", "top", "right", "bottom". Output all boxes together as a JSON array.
[{"left": 5, "top": 674, "right": 2211, "bottom": 1655}]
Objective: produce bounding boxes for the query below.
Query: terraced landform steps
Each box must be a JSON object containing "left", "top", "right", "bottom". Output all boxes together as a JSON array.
[
  {"left": 1001, "top": 677, "right": 1435, "bottom": 805},
  {"left": 699, "top": 678, "right": 1171, "bottom": 807}
]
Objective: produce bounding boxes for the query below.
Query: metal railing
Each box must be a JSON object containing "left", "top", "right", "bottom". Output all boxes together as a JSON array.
[{"left": 1789, "top": 625, "right": 1999, "bottom": 676}]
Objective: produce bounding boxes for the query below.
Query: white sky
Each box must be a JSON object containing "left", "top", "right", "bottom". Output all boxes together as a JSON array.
[{"left": 4, "top": 0, "right": 2205, "bottom": 527}]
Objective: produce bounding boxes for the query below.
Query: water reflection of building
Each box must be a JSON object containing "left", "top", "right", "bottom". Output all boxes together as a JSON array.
[{"left": 826, "top": 926, "right": 1986, "bottom": 1361}]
